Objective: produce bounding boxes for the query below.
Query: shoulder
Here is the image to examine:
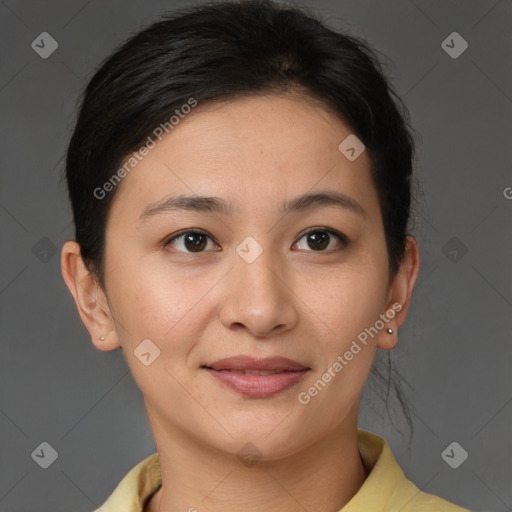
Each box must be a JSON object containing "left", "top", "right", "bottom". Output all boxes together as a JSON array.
[
  {"left": 388, "top": 479, "right": 472, "bottom": 511},
  {"left": 91, "top": 452, "right": 161, "bottom": 512},
  {"left": 342, "top": 430, "right": 472, "bottom": 512}
]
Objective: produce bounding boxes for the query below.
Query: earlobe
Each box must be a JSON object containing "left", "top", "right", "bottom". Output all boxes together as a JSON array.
[
  {"left": 60, "top": 240, "right": 121, "bottom": 351},
  {"left": 376, "top": 320, "right": 399, "bottom": 351}
]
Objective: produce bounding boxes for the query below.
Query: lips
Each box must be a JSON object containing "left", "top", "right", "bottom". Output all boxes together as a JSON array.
[
  {"left": 202, "top": 355, "right": 309, "bottom": 372},
  {"left": 201, "top": 355, "right": 310, "bottom": 398},
  {"left": 214, "top": 369, "right": 285, "bottom": 375}
]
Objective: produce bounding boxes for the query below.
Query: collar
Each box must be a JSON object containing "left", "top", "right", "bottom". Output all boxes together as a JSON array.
[{"left": 94, "top": 429, "right": 469, "bottom": 511}]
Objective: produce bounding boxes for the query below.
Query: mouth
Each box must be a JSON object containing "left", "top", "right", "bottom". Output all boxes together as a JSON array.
[
  {"left": 201, "top": 355, "right": 310, "bottom": 398},
  {"left": 203, "top": 368, "right": 295, "bottom": 375},
  {"left": 203, "top": 355, "right": 309, "bottom": 372}
]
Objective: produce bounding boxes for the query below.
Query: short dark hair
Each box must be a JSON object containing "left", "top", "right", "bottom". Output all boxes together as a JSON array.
[{"left": 63, "top": 0, "right": 418, "bottom": 439}]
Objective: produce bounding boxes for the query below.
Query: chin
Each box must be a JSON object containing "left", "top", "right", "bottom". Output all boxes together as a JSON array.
[{"left": 212, "top": 420, "right": 308, "bottom": 459}]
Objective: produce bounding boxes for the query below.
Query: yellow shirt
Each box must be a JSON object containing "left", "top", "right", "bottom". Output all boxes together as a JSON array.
[{"left": 93, "top": 429, "right": 471, "bottom": 511}]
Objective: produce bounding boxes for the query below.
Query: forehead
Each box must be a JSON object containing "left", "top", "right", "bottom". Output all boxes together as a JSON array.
[{"left": 107, "top": 94, "right": 378, "bottom": 223}]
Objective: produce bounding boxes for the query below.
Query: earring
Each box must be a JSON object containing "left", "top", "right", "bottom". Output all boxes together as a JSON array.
[
  {"left": 99, "top": 336, "right": 105, "bottom": 341},
  {"left": 387, "top": 328, "right": 393, "bottom": 334}
]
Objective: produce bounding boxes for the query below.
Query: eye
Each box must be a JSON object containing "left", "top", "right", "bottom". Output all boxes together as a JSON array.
[
  {"left": 293, "top": 228, "right": 348, "bottom": 252},
  {"left": 163, "top": 229, "right": 219, "bottom": 253},
  {"left": 163, "top": 227, "right": 348, "bottom": 254}
]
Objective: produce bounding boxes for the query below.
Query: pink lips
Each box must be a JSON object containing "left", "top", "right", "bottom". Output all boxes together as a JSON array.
[{"left": 202, "top": 355, "right": 310, "bottom": 398}]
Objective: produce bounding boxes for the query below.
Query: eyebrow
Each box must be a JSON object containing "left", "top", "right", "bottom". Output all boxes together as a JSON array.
[{"left": 139, "top": 190, "right": 366, "bottom": 221}]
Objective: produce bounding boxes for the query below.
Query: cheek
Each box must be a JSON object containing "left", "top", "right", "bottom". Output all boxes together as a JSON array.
[
  {"left": 104, "top": 253, "right": 183, "bottom": 345},
  {"left": 300, "top": 259, "right": 389, "bottom": 352},
  {"left": 107, "top": 256, "right": 217, "bottom": 374}
]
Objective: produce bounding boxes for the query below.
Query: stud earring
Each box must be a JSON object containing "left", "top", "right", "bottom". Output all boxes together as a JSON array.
[
  {"left": 387, "top": 328, "right": 393, "bottom": 334},
  {"left": 99, "top": 336, "right": 105, "bottom": 341}
]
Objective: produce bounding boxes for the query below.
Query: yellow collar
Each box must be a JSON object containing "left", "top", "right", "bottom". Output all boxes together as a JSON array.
[{"left": 94, "top": 429, "right": 470, "bottom": 511}]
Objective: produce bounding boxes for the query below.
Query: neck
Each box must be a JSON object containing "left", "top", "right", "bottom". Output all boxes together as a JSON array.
[{"left": 145, "top": 419, "right": 367, "bottom": 512}]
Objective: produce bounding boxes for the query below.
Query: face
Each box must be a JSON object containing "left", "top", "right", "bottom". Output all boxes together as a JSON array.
[{"left": 67, "top": 94, "right": 416, "bottom": 460}]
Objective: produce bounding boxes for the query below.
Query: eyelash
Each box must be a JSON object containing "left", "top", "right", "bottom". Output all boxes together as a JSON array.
[{"left": 162, "top": 228, "right": 348, "bottom": 254}]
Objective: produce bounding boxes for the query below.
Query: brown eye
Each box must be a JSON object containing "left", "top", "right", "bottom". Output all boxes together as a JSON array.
[
  {"left": 293, "top": 229, "right": 347, "bottom": 252},
  {"left": 164, "top": 230, "right": 218, "bottom": 253}
]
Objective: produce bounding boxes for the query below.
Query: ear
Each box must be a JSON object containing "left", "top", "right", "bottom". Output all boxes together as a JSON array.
[
  {"left": 377, "top": 235, "right": 420, "bottom": 350},
  {"left": 60, "top": 240, "right": 121, "bottom": 351}
]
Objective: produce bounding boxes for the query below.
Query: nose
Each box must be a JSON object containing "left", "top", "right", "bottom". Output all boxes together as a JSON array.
[{"left": 218, "top": 243, "right": 298, "bottom": 338}]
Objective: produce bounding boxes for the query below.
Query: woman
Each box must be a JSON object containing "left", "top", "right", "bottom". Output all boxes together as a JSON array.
[{"left": 60, "top": 1, "right": 472, "bottom": 510}]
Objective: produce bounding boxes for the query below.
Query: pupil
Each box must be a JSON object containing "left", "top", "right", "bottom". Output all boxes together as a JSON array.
[{"left": 308, "top": 231, "right": 328, "bottom": 250}]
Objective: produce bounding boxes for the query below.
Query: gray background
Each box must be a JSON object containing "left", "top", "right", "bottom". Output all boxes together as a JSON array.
[{"left": 0, "top": 0, "right": 511, "bottom": 511}]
